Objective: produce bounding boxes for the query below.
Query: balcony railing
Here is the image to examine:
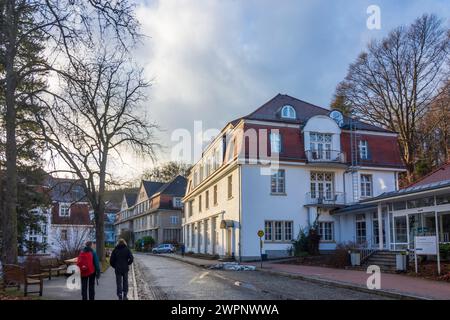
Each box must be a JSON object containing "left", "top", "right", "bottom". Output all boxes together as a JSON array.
[
  {"left": 305, "top": 150, "right": 346, "bottom": 163},
  {"left": 305, "top": 192, "right": 346, "bottom": 206}
]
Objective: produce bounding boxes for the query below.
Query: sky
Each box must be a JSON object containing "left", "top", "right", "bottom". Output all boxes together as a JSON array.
[{"left": 114, "top": 0, "right": 450, "bottom": 182}]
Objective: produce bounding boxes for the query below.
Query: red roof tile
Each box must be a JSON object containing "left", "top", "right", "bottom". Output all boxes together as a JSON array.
[{"left": 407, "top": 163, "right": 450, "bottom": 188}]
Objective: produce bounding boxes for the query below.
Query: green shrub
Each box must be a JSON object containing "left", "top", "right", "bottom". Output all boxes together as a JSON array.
[
  {"left": 440, "top": 243, "right": 450, "bottom": 260},
  {"left": 290, "top": 223, "right": 321, "bottom": 257}
]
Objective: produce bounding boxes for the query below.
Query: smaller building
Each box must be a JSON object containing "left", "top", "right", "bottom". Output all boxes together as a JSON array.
[
  {"left": 334, "top": 162, "right": 450, "bottom": 251},
  {"left": 25, "top": 176, "right": 95, "bottom": 257},
  {"left": 115, "top": 176, "right": 187, "bottom": 247}
]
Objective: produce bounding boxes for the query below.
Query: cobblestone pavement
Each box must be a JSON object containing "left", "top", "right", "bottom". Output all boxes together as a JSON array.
[{"left": 134, "top": 254, "right": 390, "bottom": 300}]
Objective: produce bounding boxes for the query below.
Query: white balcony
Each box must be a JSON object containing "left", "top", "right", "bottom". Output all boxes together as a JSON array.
[
  {"left": 305, "top": 150, "right": 346, "bottom": 164},
  {"left": 305, "top": 192, "right": 346, "bottom": 208}
]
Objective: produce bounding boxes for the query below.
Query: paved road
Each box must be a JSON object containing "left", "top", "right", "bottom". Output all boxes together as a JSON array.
[{"left": 134, "top": 254, "right": 389, "bottom": 300}]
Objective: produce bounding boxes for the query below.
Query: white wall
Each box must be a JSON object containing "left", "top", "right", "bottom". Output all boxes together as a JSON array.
[{"left": 241, "top": 164, "right": 310, "bottom": 259}]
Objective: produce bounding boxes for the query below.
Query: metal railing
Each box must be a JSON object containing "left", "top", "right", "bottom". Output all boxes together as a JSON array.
[
  {"left": 305, "top": 150, "right": 346, "bottom": 163},
  {"left": 305, "top": 192, "right": 346, "bottom": 206},
  {"left": 360, "top": 248, "right": 377, "bottom": 264}
]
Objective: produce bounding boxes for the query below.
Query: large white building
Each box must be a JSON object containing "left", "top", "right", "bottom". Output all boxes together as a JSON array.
[{"left": 182, "top": 94, "right": 405, "bottom": 261}]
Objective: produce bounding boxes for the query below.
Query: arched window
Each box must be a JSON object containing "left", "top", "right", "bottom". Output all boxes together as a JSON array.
[{"left": 281, "top": 105, "right": 296, "bottom": 119}]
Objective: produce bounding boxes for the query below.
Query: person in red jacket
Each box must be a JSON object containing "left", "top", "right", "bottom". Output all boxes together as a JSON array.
[{"left": 77, "top": 241, "right": 100, "bottom": 300}]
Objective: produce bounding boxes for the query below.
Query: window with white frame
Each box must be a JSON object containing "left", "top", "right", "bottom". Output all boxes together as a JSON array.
[
  {"left": 265, "top": 221, "right": 273, "bottom": 241},
  {"left": 59, "top": 203, "right": 71, "bottom": 217},
  {"left": 355, "top": 214, "right": 367, "bottom": 244},
  {"left": 284, "top": 221, "right": 293, "bottom": 241},
  {"left": 281, "top": 105, "right": 296, "bottom": 119},
  {"left": 270, "top": 132, "right": 282, "bottom": 153},
  {"left": 264, "top": 221, "right": 293, "bottom": 242},
  {"left": 173, "top": 197, "right": 182, "bottom": 208},
  {"left": 170, "top": 216, "right": 179, "bottom": 224},
  {"left": 309, "top": 132, "right": 332, "bottom": 160},
  {"left": 188, "top": 200, "right": 193, "bottom": 217},
  {"left": 318, "top": 222, "right": 334, "bottom": 241},
  {"left": 310, "top": 172, "right": 334, "bottom": 200},
  {"left": 360, "top": 174, "right": 373, "bottom": 198},
  {"left": 227, "top": 175, "right": 233, "bottom": 199},
  {"left": 213, "top": 185, "right": 218, "bottom": 205},
  {"left": 271, "top": 169, "right": 286, "bottom": 194},
  {"left": 61, "top": 229, "right": 68, "bottom": 241},
  {"left": 359, "top": 140, "right": 369, "bottom": 160},
  {"left": 199, "top": 195, "right": 202, "bottom": 212},
  {"left": 205, "top": 190, "right": 209, "bottom": 209}
]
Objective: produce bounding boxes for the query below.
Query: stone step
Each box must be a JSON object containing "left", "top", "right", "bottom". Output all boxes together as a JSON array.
[{"left": 369, "top": 256, "right": 396, "bottom": 262}]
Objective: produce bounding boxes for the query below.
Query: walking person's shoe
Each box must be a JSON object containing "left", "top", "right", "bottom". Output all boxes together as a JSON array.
[
  {"left": 118, "top": 293, "right": 123, "bottom": 300},
  {"left": 123, "top": 292, "right": 128, "bottom": 300}
]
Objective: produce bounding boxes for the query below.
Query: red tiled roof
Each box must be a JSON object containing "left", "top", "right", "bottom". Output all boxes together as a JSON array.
[{"left": 407, "top": 163, "right": 450, "bottom": 188}]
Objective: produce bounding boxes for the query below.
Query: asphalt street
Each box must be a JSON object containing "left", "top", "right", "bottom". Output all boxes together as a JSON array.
[{"left": 134, "top": 254, "right": 390, "bottom": 300}]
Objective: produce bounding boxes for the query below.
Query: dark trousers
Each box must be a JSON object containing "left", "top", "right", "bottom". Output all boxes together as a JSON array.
[
  {"left": 81, "top": 273, "right": 96, "bottom": 300},
  {"left": 115, "top": 270, "right": 128, "bottom": 298}
]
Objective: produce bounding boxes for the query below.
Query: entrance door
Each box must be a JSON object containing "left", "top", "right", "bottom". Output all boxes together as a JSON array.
[
  {"left": 204, "top": 220, "right": 208, "bottom": 254},
  {"left": 226, "top": 228, "right": 232, "bottom": 256},
  {"left": 211, "top": 218, "right": 216, "bottom": 255},
  {"left": 372, "top": 213, "right": 386, "bottom": 248}
]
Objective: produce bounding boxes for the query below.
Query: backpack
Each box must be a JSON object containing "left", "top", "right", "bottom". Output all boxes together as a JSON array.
[{"left": 77, "top": 251, "right": 95, "bottom": 277}]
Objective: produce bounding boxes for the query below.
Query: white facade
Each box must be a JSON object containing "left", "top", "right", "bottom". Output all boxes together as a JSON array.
[{"left": 182, "top": 110, "right": 404, "bottom": 261}]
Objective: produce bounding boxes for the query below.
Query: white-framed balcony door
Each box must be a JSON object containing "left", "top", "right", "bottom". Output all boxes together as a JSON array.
[
  {"left": 372, "top": 213, "right": 387, "bottom": 249},
  {"left": 310, "top": 172, "right": 334, "bottom": 201}
]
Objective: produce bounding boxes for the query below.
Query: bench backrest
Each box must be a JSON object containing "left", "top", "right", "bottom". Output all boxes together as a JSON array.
[
  {"left": 3, "top": 264, "right": 26, "bottom": 284},
  {"left": 40, "top": 257, "right": 59, "bottom": 268},
  {"left": 24, "top": 258, "right": 42, "bottom": 275}
]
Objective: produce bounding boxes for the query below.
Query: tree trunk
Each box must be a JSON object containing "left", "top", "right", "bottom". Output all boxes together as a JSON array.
[
  {"left": 95, "top": 152, "right": 108, "bottom": 263},
  {"left": 2, "top": 0, "right": 19, "bottom": 265}
]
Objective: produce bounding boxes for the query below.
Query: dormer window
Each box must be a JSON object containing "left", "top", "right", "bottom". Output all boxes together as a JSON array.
[{"left": 281, "top": 105, "right": 296, "bottom": 119}]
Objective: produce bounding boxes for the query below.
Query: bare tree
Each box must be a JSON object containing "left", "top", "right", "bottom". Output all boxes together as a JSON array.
[
  {"left": 416, "top": 80, "right": 450, "bottom": 175},
  {"left": 36, "top": 48, "right": 158, "bottom": 262},
  {"left": 0, "top": 0, "right": 139, "bottom": 264},
  {"left": 54, "top": 225, "right": 93, "bottom": 261},
  {"left": 332, "top": 14, "right": 450, "bottom": 182},
  {"left": 142, "top": 162, "right": 192, "bottom": 183}
]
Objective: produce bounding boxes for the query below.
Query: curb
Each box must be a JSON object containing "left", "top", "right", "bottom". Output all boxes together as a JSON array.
[
  {"left": 257, "top": 268, "right": 430, "bottom": 300},
  {"left": 129, "top": 263, "right": 139, "bottom": 300},
  {"left": 144, "top": 253, "right": 431, "bottom": 300}
]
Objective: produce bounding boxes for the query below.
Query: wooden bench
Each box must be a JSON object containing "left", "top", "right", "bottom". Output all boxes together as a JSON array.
[
  {"left": 2, "top": 264, "right": 43, "bottom": 296},
  {"left": 39, "top": 258, "right": 67, "bottom": 280}
]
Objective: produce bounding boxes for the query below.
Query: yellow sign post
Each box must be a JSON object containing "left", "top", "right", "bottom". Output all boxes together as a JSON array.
[{"left": 257, "top": 230, "right": 264, "bottom": 268}]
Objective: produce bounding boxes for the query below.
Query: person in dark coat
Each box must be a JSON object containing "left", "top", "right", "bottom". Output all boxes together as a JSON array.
[
  {"left": 180, "top": 243, "right": 185, "bottom": 257},
  {"left": 110, "top": 238, "right": 134, "bottom": 300}
]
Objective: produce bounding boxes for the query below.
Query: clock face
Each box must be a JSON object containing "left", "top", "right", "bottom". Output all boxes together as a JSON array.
[{"left": 330, "top": 110, "right": 344, "bottom": 127}]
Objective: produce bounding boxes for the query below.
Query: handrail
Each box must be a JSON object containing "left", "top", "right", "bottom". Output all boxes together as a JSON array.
[
  {"left": 305, "top": 150, "right": 346, "bottom": 163},
  {"left": 305, "top": 192, "right": 346, "bottom": 205}
]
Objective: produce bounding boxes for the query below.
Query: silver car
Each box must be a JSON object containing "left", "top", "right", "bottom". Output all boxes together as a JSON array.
[{"left": 152, "top": 244, "right": 175, "bottom": 254}]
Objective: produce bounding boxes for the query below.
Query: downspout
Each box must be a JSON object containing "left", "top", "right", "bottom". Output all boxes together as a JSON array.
[
  {"left": 238, "top": 164, "right": 242, "bottom": 262},
  {"left": 342, "top": 171, "right": 346, "bottom": 203}
]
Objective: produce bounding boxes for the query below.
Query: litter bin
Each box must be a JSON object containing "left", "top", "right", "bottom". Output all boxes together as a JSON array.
[
  {"left": 350, "top": 252, "right": 361, "bottom": 266},
  {"left": 396, "top": 253, "right": 407, "bottom": 271}
]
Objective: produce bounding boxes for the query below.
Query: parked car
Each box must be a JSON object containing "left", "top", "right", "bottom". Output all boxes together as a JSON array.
[{"left": 152, "top": 244, "right": 175, "bottom": 254}]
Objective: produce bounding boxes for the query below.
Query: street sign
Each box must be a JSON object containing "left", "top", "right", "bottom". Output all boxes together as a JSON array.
[
  {"left": 414, "top": 235, "right": 440, "bottom": 275},
  {"left": 257, "top": 230, "right": 264, "bottom": 268},
  {"left": 415, "top": 236, "right": 437, "bottom": 255}
]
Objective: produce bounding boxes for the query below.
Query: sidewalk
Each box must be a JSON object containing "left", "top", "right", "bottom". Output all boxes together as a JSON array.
[
  {"left": 42, "top": 266, "right": 138, "bottom": 300},
  {"left": 256, "top": 262, "right": 450, "bottom": 300},
  {"left": 154, "top": 253, "right": 450, "bottom": 300}
]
